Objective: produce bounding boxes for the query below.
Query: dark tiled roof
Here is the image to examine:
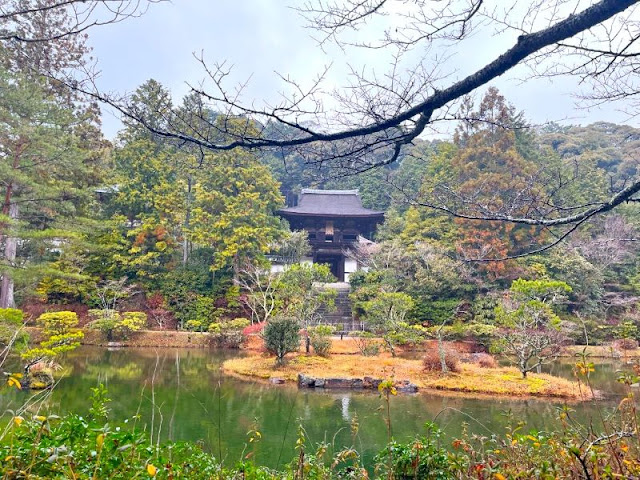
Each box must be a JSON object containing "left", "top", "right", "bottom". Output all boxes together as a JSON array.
[{"left": 279, "top": 189, "right": 384, "bottom": 217}]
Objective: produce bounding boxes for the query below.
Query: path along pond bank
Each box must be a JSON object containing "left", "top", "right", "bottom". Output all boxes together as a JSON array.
[{"left": 25, "top": 328, "right": 640, "bottom": 360}]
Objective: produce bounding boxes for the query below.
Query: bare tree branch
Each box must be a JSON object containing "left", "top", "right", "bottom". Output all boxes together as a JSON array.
[
  {"left": 73, "top": 0, "right": 637, "bottom": 183},
  {"left": 0, "top": 0, "right": 164, "bottom": 43}
]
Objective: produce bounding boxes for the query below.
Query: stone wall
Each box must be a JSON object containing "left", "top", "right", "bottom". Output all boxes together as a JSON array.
[{"left": 297, "top": 373, "right": 418, "bottom": 393}]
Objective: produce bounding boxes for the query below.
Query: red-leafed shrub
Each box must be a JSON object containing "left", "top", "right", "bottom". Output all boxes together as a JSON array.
[
  {"left": 145, "top": 293, "right": 176, "bottom": 330},
  {"left": 242, "top": 321, "right": 266, "bottom": 336}
]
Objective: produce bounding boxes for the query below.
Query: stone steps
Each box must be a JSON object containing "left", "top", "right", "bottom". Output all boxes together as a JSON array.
[{"left": 316, "top": 285, "right": 362, "bottom": 331}]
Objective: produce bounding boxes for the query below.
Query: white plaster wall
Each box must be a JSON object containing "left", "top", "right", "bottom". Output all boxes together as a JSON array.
[{"left": 344, "top": 258, "right": 357, "bottom": 273}]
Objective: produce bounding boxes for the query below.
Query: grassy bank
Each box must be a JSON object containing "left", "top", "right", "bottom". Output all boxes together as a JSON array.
[
  {"left": 2, "top": 403, "right": 637, "bottom": 479},
  {"left": 223, "top": 353, "right": 592, "bottom": 400}
]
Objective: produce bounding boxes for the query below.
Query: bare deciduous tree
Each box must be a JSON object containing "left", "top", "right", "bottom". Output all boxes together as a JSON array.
[
  {"left": 85, "top": 1, "right": 631, "bottom": 161},
  {"left": 236, "top": 262, "right": 280, "bottom": 325},
  {"left": 496, "top": 278, "right": 571, "bottom": 377},
  {"left": 70, "top": 0, "right": 640, "bottom": 247},
  {"left": 571, "top": 215, "right": 638, "bottom": 267},
  {"left": 0, "top": 0, "right": 162, "bottom": 43},
  {"left": 11, "top": 0, "right": 640, "bottom": 260}
]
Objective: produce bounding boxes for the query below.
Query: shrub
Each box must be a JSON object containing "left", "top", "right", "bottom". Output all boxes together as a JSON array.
[
  {"left": 375, "top": 423, "right": 454, "bottom": 479},
  {"left": 22, "top": 311, "right": 83, "bottom": 381},
  {"left": 351, "top": 331, "right": 381, "bottom": 356},
  {"left": 87, "top": 309, "right": 120, "bottom": 340},
  {"left": 0, "top": 308, "right": 28, "bottom": 350},
  {"left": 37, "top": 311, "right": 79, "bottom": 336},
  {"left": 263, "top": 317, "right": 300, "bottom": 365},
  {"left": 208, "top": 318, "right": 250, "bottom": 348},
  {"left": 242, "top": 321, "right": 266, "bottom": 335},
  {"left": 473, "top": 352, "right": 498, "bottom": 368},
  {"left": 423, "top": 347, "right": 460, "bottom": 373},
  {"left": 170, "top": 293, "right": 222, "bottom": 331},
  {"left": 120, "top": 312, "right": 147, "bottom": 336},
  {"left": 308, "top": 325, "right": 334, "bottom": 356},
  {"left": 0, "top": 308, "right": 23, "bottom": 325},
  {"left": 88, "top": 310, "right": 146, "bottom": 340}
]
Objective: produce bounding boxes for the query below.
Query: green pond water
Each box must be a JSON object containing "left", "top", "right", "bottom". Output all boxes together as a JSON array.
[{"left": 0, "top": 346, "right": 634, "bottom": 469}]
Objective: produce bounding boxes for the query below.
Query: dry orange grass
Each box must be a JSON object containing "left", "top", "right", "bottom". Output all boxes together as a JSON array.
[{"left": 222, "top": 353, "right": 592, "bottom": 400}]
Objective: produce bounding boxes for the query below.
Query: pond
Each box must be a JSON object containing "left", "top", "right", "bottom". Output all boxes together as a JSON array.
[{"left": 0, "top": 346, "right": 634, "bottom": 469}]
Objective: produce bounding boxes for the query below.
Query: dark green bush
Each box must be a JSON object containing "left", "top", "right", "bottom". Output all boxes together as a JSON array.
[
  {"left": 263, "top": 316, "right": 300, "bottom": 365},
  {"left": 409, "top": 298, "right": 462, "bottom": 325}
]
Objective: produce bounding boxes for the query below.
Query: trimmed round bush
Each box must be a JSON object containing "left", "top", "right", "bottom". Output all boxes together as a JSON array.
[
  {"left": 263, "top": 317, "right": 300, "bottom": 365},
  {"left": 37, "top": 311, "right": 79, "bottom": 335}
]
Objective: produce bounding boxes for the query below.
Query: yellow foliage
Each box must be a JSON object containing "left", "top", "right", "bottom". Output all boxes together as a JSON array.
[{"left": 7, "top": 375, "right": 21, "bottom": 389}]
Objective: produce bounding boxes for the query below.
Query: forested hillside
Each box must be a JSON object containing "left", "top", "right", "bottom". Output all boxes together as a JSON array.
[{"left": 2, "top": 47, "right": 640, "bottom": 346}]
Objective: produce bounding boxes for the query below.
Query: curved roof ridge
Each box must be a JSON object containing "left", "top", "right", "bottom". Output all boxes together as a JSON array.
[
  {"left": 279, "top": 188, "right": 384, "bottom": 217},
  {"left": 300, "top": 188, "right": 359, "bottom": 195}
]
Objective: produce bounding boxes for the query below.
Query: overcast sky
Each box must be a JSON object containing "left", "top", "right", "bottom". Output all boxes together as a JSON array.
[{"left": 87, "top": 0, "right": 635, "bottom": 140}]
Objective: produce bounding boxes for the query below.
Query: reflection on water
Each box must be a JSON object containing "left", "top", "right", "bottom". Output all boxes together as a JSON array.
[{"left": 0, "top": 347, "right": 633, "bottom": 469}]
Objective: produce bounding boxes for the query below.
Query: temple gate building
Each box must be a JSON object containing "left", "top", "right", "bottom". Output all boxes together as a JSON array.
[{"left": 277, "top": 189, "right": 384, "bottom": 282}]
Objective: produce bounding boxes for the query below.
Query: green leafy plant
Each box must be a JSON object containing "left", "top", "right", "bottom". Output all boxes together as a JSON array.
[
  {"left": 263, "top": 316, "right": 300, "bottom": 366},
  {"left": 208, "top": 317, "right": 250, "bottom": 348},
  {"left": 360, "top": 291, "right": 416, "bottom": 357},
  {"left": 88, "top": 310, "right": 147, "bottom": 341},
  {"left": 175, "top": 294, "right": 225, "bottom": 331},
  {"left": 308, "top": 325, "right": 334, "bottom": 357},
  {"left": 21, "top": 311, "right": 83, "bottom": 388},
  {"left": 0, "top": 308, "right": 28, "bottom": 351},
  {"left": 374, "top": 423, "right": 461, "bottom": 480}
]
